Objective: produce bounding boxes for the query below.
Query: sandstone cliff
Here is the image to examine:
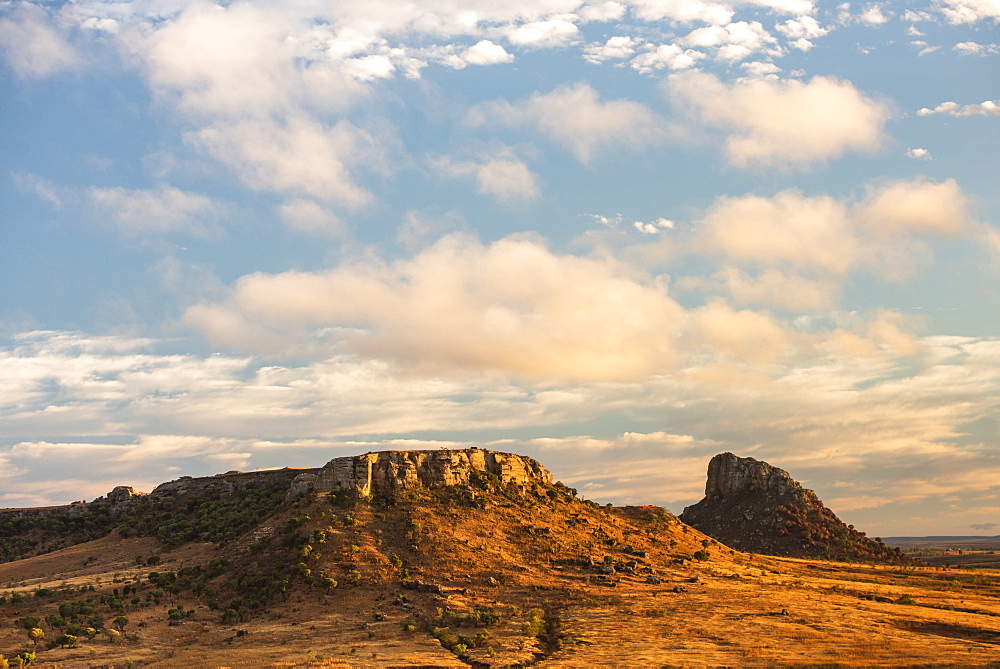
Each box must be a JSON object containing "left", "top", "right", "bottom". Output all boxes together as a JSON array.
[
  {"left": 680, "top": 453, "right": 909, "bottom": 563},
  {"left": 294, "top": 448, "right": 552, "bottom": 498}
]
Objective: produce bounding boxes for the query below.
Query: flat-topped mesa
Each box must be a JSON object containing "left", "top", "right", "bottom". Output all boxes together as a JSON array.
[{"left": 309, "top": 449, "right": 552, "bottom": 497}]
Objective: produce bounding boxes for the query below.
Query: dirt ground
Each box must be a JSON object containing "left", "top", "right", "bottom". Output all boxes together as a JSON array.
[{"left": 3, "top": 534, "right": 1000, "bottom": 667}]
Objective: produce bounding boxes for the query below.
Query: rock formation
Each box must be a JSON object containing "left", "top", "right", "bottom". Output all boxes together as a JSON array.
[
  {"left": 680, "top": 453, "right": 909, "bottom": 563},
  {"left": 304, "top": 449, "right": 552, "bottom": 498},
  {"left": 149, "top": 468, "right": 309, "bottom": 500}
]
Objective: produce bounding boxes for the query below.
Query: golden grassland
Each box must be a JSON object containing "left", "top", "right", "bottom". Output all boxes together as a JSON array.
[{"left": 1, "top": 486, "right": 999, "bottom": 667}]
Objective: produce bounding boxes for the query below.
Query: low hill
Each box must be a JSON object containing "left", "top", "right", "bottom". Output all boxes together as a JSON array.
[{"left": 1, "top": 449, "right": 999, "bottom": 667}]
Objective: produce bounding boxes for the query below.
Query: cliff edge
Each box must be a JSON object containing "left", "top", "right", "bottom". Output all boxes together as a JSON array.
[{"left": 291, "top": 448, "right": 552, "bottom": 498}]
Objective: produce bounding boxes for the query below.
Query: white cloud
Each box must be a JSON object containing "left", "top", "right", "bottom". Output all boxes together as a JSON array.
[
  {"left": 628, "top": 0, "right": 735, "bottom": 25},
  {"left": 680, "top": 20, "right": 783, "bottom": 62},
  {"left": 917, "top": 100, "right": 1000, "bottom": 116},
  {"left": 503, "top": 18, "right": 581, "bottom": 48},
  {"left": 88, "top": 184, "right": 225, "bottom": 236},
  {"left": 741, "top": 0, "right": 815, "bottom": 13},
  {"left": 742, "top": 61, "right": 782, "bottom": 76},
  {"left": 630, "top": 43, "right": 703, "bottom": 72},
  {"left": 0, "top": 4, "right": 78, "bottom": 78},
  {"left": 12, "top": 171, "right": 63, "bottom": 208},
  {"left": 857, "top": 3, "right": 891, "bottom": 25},
  {"left": 856, "top": 178, "right": 972, "bottom": 237},
  {"left": 697, "top": 190, "right": 857, "bottom": 274},
  {"left": 953, "top": 41, "right": 1000, "bottom": 54},
  {"left": 187, "top": 117, "right": 381, "bottom": 207},
  {"left": 666, "top": 71, "right": 889, "bottom": 167},
  {"left": 431, "top": 151, "right": 541, "bottom": 203},
  {"left": 278, "top": 199, "right": 347, "bottom": 237},
  {"left": 468, "top": 83, "right": 668, "bottom": 164},
  {"left": 693, "top": 179, "right": 976, "bottom": 289},
  {"left": 634, "top": 218, "right": 675, "bottom": 234},
  {"left": 578, "top": 1, "right": 627, "bottom": 22},
  {"left": 903, "top": 9, "right": 934, "bottom": 22},
  {"left": 677, "top": 268, "right": 841, "bottom": 310},
  {"left": 776, "top": 15, "right": 829, "bottom": 50},
  {"left": 185, "top": 233, "right": 686, "bottom": 381},
  {"left": 583, "top": 35, "right": 639, "bottom": 63},
  {"left": 460, "top": 40, "right": 515, "bottom": 66},
  {"left": 906, "top": 147, "right": 932, "bottom": 160},
  {"left": 937, "top": 0, "right": 1000, "bottom": 24}
]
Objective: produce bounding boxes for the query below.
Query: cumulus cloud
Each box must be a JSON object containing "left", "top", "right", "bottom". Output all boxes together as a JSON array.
[
  {"left": 666, "top": 71, "right": 890, "bottom": 167},
  {"left": 676, "top": 268, "right": 841, "bottom": 310},
  {"left": 583, "top": 35, "right": 639, "bottom": 63},
  {"left": 689, "top": 179, "right": 977, "bottom": 299},
  {"left": 775, "top": 15, "right": 829, "bottom": 50},
  {"left": 680, "top": 20, "right": 783, "bottom": 62},
  {"left": 696, "top": 190, "right": 858, "bottom": 273},
  {"left": 278, "top": 199, "right": 347, "bottom": 237},
  {"left": 187, "top": 117, "right": 381, "bottom": 207},
  {"left": 184, "top": 233, "right": 686, "bottom": 381},
  {"left": 906, "top": 147, "right": 932, "bottom": 160},
  {"left": 917, "top": 100, "right": 1000, "bottom": 116},
  {"left": 630, "top": 43, "right": 703, "bottom": 72},
  {"left": 458, "top": 40, "right": 514, "bottom": 66},
  {"left": 468, "top": 83, "right": 668, "bottom": 164},
  {"left": 937, "top": 0, "right": 1000, "bottom": 23},
  {"left": 88, "top": 184, "right": 225, "bottom": 236},
  {"left": 577, "top": 1, "right": 627, "bottom": 21},
  {"left": 856, "top": 3, "right": 891, "bottom": 25},
  {"left": 954, "top": 40, "right": 1000, "bottom": 54},
  {"left": 503, "top": 18, "right": 581, "bottom": 48},
  {"left": 856, "top": 178, "right": 972, "bottom": 237},
  {"left": 628, "top": 0, "right": 735, "bottom": 25},
  {"left": 431, "top": 150, "right": 541, "bottom": 203},
  {"left": 0, "top": 4, "right": 78, "bottom": 78}
]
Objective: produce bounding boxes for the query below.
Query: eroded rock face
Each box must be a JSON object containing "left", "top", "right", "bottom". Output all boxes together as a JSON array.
[
  {"left": 311, "top": 449, "right": 552, "bottom": 497},
  {"left": 681, "top": 453, "right": 910, "bottom": 563},
  {"left": 106, "top": 485, "right": 143, "bottom": 503},
  {"left": 703, "top": 453, "right": 803, "bottom": 500}
]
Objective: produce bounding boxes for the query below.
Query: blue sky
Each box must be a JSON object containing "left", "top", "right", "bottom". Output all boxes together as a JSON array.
[{"left": 1, "top": 0, "right": 998, "bottom": 535}]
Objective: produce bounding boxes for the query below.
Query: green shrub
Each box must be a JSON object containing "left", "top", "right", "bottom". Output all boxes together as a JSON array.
[{"left": 523, "top": 609, "right": 546, "bottom": 637}]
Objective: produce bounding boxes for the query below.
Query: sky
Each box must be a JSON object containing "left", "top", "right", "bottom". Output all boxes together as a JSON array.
[{"left": 1, "top": 0, "right": 998, "bottom": 536}]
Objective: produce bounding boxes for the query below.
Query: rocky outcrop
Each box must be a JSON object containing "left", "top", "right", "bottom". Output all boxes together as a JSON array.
[
  {"left": 149, "top": 468, "right": 310, "bottom": 500},
  {"left": 308, "top": 449, "right": 552, "bottom": 498},
  {"left": 680, "top": 453, "right": 910, "bottom": 563}
]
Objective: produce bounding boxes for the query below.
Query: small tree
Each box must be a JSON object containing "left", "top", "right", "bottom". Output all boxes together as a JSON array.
[
  {"left": 26, "top": 628, "right": 43, "bottom": 649},
  {"left": 113, "top": 615, "right": 129, "bottom": 632},
  {"left": 55, "top": 634, "right": 78, "bottom": 648},
  {"left": 103, "top": 628, "right": 120, "bottom": 644}
]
